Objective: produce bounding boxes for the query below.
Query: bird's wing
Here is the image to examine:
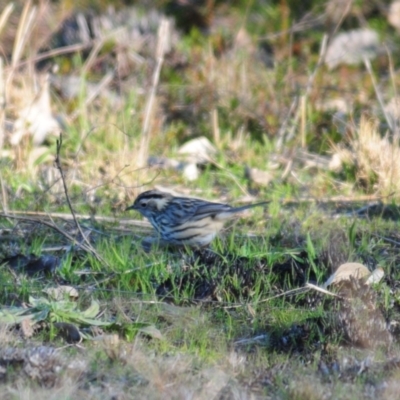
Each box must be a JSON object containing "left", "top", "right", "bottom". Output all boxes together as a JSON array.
[
  {"left": 191, "top": 202, "right": 232, "bottom": 221},
  {"left": 166, "top": 200, "right": 231, "bottom": 226}
]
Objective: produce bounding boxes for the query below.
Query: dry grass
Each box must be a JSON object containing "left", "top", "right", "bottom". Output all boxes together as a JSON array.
[
  {"left": 332, "top": 117, "right": 400, "bottom": 196},
  {"left": 0, "top": 340, "right": 253, "bottom": 399}
]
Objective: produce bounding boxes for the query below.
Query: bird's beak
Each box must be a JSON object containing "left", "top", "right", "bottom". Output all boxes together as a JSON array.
[{"left": 125, "top": 204, "right": 137, "bottom": 212}]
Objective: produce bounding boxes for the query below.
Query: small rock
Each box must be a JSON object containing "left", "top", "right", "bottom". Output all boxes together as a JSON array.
[
  {"left": 181, "top": 162, "right": 199, "bottom": 181},
  {"left": 178, "top": 136, "right": 217, "bottom": 164},
  {"left": 325, "top": 29, "right": 380, "bottom": 69}
]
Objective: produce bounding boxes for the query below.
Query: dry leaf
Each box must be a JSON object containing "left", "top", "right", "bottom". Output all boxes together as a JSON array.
[
  {"left": 21, "top": 317, "right": 34, "bottom": 338},
  {"left": 43, "top": 286, "right": 79, "bottom": 300},
  {"left": 324, "top": 263, "right": 370, "bottom": 287}
]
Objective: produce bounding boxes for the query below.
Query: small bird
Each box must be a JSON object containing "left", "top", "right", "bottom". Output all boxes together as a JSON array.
[{"left": 126, "top": 189, "right": 269, "bottom": 249}]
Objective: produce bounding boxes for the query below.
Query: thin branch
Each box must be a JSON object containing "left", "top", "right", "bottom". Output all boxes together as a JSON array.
[
  {"left": 137, "top": 18, "right": 170, "bottom": 167},
  {"left": 257, "top": 286, "right": 310, "bottom": 303},
  {"left": 54, "top": 133, "right": 106, "bottom": 263},
  {"left": 6, "top": 210, "right": 152, "bottom": 227},
  {"left": 0, "top": 213, "right": 93, "bottom": 255},
  {"left": 364, "top": 57, "right": 394, "bottom": 132},
  {"left": 15, "top": 42, "right": 92, "bottom": 68},
  {"left": 282, "top": 192, "right": 395, "bottom": 205},
  {"left": 55, "top": 133, "right": 84, "bottom": 237}
]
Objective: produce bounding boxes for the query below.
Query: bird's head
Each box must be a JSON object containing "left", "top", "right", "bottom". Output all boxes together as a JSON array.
[{"left": 126, "top": 190, "right": 172, "bottom": 219}]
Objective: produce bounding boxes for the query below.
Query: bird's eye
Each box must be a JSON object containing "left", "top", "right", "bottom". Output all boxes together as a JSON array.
[{"left": 141, "top": 202, "right": 147, "bottom": 208}]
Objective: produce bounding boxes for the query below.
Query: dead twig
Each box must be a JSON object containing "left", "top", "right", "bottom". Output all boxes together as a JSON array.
[
  {"left": 282, "top": 192, "right": 395, "bottom": 205},
  {"left": 5, "top": 210, "right": 151, "bottom": 227},
  {"left": 54, "top": 133, "right": 107, "bottom": 264},
  {"left": 364, "top": 57, "right": 394, "bottom": 132},
  {"left": 137, "top": 18, "right": 170, "bottom": 167},
  {"left": 0, "top": 213, "right": 93, "bottom": 255},
  {"left": 15, "top": 42, "right": 92, "bottom": 68}
]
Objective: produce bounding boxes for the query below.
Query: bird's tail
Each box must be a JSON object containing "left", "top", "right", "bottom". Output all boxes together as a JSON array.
[{"left": 231, "top": 201, "right": 270, "bottom": 213}]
